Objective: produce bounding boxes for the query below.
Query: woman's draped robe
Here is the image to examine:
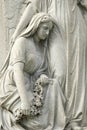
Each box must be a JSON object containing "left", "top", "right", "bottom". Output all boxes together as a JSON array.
[
  {"left": 36, "top": 0, "right": 87, "bottom": 128},
  {"left": 54, "top": 0, "right": 87, "bottom": 128},
  {"left": 36, "top": 0, "right": 87, "bottom": 127}
]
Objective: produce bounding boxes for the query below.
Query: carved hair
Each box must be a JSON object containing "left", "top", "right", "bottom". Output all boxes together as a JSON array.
[{"left": 20, "top": 12, "right": 56, "bottom": 37}]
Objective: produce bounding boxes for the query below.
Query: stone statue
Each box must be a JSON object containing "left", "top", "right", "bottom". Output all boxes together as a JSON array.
[
  {"left": 0, "top": 13, "right": 66, "bottom": 130},
  {"left": 9, "top": 0, "right": 87, "bottom": 129},
  {"left": 1, "top": 0, "right": 87, "bottom": 130},
  {"left": 10, "top": 1, "right": 67, "bottom": 129}
]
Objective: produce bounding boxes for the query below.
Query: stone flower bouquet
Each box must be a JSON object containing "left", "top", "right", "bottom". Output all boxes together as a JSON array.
[
  {"left": 14, "top": 74, "right": 53, "bottom": 122},
  {"left": 30, "top": 76, "right": 46, "bottom": 116}
]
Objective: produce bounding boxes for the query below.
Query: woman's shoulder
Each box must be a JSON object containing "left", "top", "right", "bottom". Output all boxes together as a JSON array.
[
  {"left": 13, "top": 37, "right": 27, "bottom": 49},
  {"left": 11, "top": 37, "right": 27, "bottom": 54},
  {"left": 12, "top": 37, "right": 34, "bottom": 51},
  {"left": 15, "top": 37, "right": 27, "bottom": 45}
]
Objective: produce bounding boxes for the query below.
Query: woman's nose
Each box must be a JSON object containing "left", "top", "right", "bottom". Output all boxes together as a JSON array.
[{"left": 46, "top": 30, "right": 49, "bottom": 35}]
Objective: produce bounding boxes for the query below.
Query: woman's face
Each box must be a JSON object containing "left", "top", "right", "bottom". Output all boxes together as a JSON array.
[{"left": 37, "top": 21, "right": 53, "bottom": 40}]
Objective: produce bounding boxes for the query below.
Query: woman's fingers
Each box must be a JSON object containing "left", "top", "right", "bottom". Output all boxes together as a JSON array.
[
  {"left": 14, "top": 108, "right": 30, "bottom": 122},
  {"left": 21, "top": 109, "right": 30, "bottom": 116}
]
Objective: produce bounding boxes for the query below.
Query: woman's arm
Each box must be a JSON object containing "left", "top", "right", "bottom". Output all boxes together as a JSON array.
[{"left": 14, "top": 62, "right": 29, "bottom": 110}]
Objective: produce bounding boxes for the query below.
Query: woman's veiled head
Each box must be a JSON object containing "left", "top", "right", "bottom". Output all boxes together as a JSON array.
[
  {"left": 36, "top": 21, "right": 53, "bottom": 40},
  {"left": 20, "top": 12, "right": 55, "bottom": 38}
]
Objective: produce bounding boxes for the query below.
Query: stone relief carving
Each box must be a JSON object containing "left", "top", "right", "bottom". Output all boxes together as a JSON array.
[
  {"left": 0, "top": 12, "right": 65, "bottom": 130},
  {"left": 0, "top": 0, "right": 29, "bottom": 67},
  {"left": 0, "top": 0, "right": 87, "bottom": 130}
]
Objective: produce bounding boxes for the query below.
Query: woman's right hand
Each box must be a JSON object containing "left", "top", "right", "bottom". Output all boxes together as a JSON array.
[{"left": 20, "top": 102, "right": 30, "bottom": 116}]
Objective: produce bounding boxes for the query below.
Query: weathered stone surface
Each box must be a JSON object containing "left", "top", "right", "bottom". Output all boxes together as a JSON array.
[
  {"left": 0, "top": 0, "right": 28, "bottom": 67},
  {"left": 0, "top": 0, "right": 87, "bottom": 130}
]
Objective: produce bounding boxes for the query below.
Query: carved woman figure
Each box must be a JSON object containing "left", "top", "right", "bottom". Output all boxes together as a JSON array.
[
  {"left": 0, "top": 13, "right": 66, "bottom": 130},
  {"left": 9, "top": 0, "right": 87, "bottom": 130}
]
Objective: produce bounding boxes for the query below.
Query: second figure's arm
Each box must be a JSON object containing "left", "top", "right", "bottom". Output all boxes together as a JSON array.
[{"left": 11, "top": 0, "right": 40, "bottom": 42}]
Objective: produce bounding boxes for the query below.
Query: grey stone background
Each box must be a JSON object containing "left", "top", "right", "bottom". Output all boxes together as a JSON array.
[{"left": 0, "top": 0, "right": 28, "bottom": 68}]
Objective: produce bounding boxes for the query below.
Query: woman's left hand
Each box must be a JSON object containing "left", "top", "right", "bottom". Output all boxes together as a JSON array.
[{"left": 36, "top": 74, "right": 53, "bottom": 86}]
